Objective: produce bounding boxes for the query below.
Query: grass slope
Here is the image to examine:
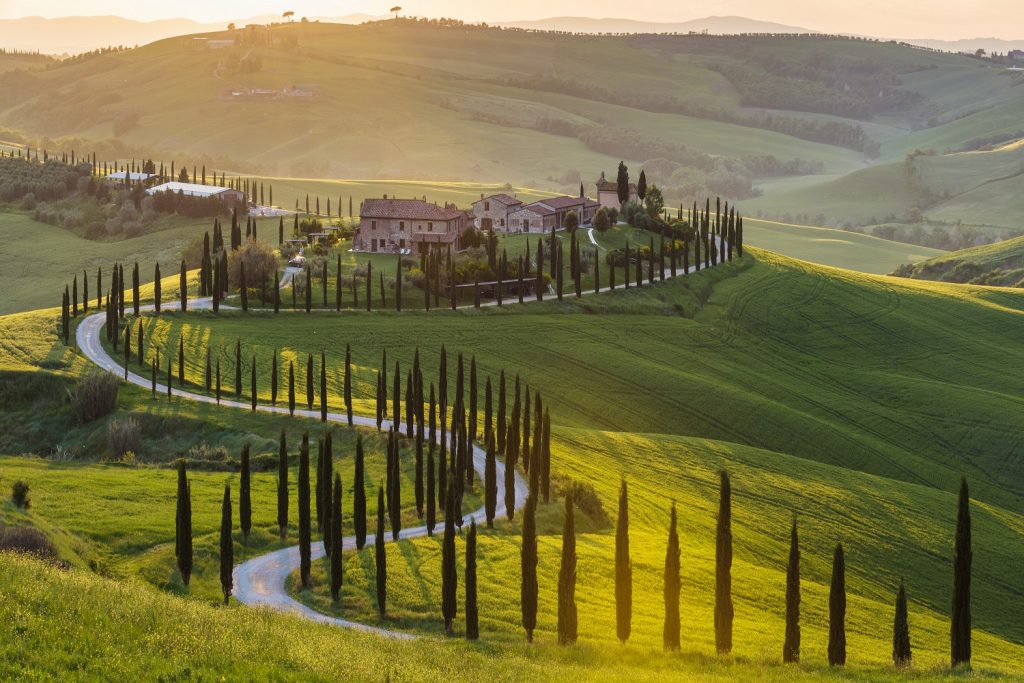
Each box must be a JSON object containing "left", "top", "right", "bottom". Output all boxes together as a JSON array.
[{"left": 893, "top": 234, "right": 1024, "bottom": 286}]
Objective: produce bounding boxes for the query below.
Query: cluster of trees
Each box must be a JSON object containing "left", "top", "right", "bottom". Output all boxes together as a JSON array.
[{"left": 0, "top": 154, "right": 91, "bottom": 203}]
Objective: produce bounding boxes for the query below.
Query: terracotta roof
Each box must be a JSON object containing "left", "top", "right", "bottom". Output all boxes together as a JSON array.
[
  {"left": 360, "top": 198, "right": 463, "bottom": 221},
  {"left": 532, "top": 196, "right": 599, "bottom": 211},
  {"left": 474, "top": 193, "right": 521, "bottom": 207},
  {"left": 517, "top": 203, "right": 555, "bottom": 217}
]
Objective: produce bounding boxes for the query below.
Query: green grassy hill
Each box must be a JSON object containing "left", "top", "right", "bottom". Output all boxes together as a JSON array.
[{"left": 893, "top": 234, "right": 1024, "bottom": 286}]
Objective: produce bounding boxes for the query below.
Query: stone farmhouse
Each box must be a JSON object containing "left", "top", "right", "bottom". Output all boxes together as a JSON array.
[
  {"left": 355, "top": 197, "right": 470, "bottom": 253},
  {"left": 471, "top": 193, "right": 522, "bottom": 232},
  {"left": 474, "top": 193, "right": 599, "bottom": 234},
  {"left": 595, "top": 171, "right": 638, "bottom": 210}
]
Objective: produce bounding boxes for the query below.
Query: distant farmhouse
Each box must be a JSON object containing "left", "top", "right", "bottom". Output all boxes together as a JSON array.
[
  {"left": 1010, "top": 49, "right": 1024, "bottom": 63},
  {"left": 595, "top": 171, "right": 638, "bottom": 211},
  {"left": 146, "top": 182, "right": 247, "bottom": 211},
  {"left": 473, "top": 187, "right": 602, "bottom": 235},
  {"left": 355, "top": 197, "right": 470, "bottom": 253}
]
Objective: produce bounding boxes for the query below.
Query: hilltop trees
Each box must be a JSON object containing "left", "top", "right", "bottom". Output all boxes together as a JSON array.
[
  {"left": 615, "top": 480, "right": 631, "bottom": 644},
  {"left": 784, "top": 517, "right": 801, "bottom": 663},
  {"left": 715, "top": 470, "right": 733, "bottom": 655},
  {"left": 951, "top": 476, "right": 971, "bottom": 668},
  {"left": 828, "top": 543, "right": 847, "bottom": 666}
]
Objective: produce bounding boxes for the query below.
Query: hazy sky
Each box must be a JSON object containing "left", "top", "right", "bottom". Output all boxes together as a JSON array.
[{"left": 0, "top": 0, "right": 1019, "bottom": 40}]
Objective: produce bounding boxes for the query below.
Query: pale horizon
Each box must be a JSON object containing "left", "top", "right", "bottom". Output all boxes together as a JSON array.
[{"left": 0, "top": 0, "right": 1021, "bottom": 41}]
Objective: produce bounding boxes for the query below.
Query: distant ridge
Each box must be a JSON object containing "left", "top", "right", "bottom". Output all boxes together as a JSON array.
[{"left": 495, "top": 15, "right": 817, "bottom": 35}]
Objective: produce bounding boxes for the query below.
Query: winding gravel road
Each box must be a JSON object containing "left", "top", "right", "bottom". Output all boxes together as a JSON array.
[{"left": 74, "top": 234, "right": 727, "bottom": 637}]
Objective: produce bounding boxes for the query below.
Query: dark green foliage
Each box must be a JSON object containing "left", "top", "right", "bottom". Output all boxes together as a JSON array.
[
  {"left": 270, "top": 349, "right": 278, "bottom": 406},
  {"left": 715, "top": 470, "right": 733, "bottom": 655},
  {"left": 288, "top": 361, "right": 295, "bottom": 416},
  {"left": 154, "top": 263, "right": 161, "bottom": 313},
  {"left": 344, "top": 343, "right": 353, "bottom": 425},
  {"left": 521, "top": 493, "right": 538, "bottom": 642},
  {"left": 484, "top": 434, "right": 497, "bottom": 527},
  {"left": 442, "top": 479, "right": 458, "bottom": 634},
  {"left": 174, "top": 462, "right": 193, "bottom": 587},
  {"left": 465, "top": 519, "right": 479, "bottom": 641},
  {"left": 375, "top": 486, "right": 387, "bottom": 616},
  {"left": 319, "top": 352, "right": 327, "bottom": 422},
  {"left": 558, "top": 494, "right": 577, "bottom": 646},
  {"left": 250, "top": 357, "right": 256, "bottom": 412},
  {"left": 298, "top": 433, "right": 311, "bottom": 587},
  {"left": 219, "top": 483, "right": 233, "bottom": 605},
  {"left": 305, "top": 354, "right": 314, "bottom": 411},
  {"left": 426, "top": 442, "right": 436, "bottom": 536},
  {"left": 616, "top": 480, "right": 632, "bottom": 644},
  {"left": 784, "top": 517, "right": 801, "bottom": 663},
  {"left": 663, "top": 502, "right": 680, "bottom": 651},
  {"left": 239, "top": 444, "right": 251, "bottom": 543},
  {"left": 828, "top": 542, "right": 847, "bottom": 666},
  {"left": 180, "top": 261, "right": 188, "bottom": 313},
  {"left": 330, "top": 473, "right": 343, "bottom": 602},
  {"left": 951, "top": 476, "right": 971, "bottom": 667},
  {"left": 277, "top": 429, "right": 288, "bottom": 539},
  {"left": 353, "top": 435, "right": 367, "bottom": 549},
  {"left": 894, "top": 577, "right": 912, "bottom": 667}
]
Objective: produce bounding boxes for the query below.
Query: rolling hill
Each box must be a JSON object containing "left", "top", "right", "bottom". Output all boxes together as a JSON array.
[{"left": 893, "top": 233, "right": 1024, "bottom": 285}]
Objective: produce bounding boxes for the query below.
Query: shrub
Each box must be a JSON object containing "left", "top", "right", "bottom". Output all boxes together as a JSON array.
[
  {"left": 69, "top": 371, "right": 120, "bottom": 424},
  {"left": 108, "top": 417, "right": 141, "bottom": 461},
  {"left": 11, "top": 481, "right": 30, "bottom": 509},
  {"left": 0, "top": 525, "right": 56, "bottom": 559}
]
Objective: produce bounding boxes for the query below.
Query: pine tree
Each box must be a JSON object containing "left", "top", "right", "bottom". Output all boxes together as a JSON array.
[
  {"left": 558, "top": 493, "right": 577, "bottom": 645},
  {"left": 240, "top": 444, "right": 252, "bottom": 543},
  {"left": 616, "top": 480, "right": 632, "bottom": 643},
  {"left": 484, "top": 434, "right": 497, "bottom": 527},
  {"left": 893, "top": 577, "right": 912, "bottom": 667},
  {"left": 375, "top": 486, "right": 387, "bottom": 616},
  {"left": 298, "top": 433, "right": 311, "bottom": 587},
  {"left": 354, "top": 435, "right": 367, "bottom": 549},
  {"left": 442, "top": 479, "right": 458, "bottom": 634},
  {"left": 828, "top": 542, "right": 846, "bottom": 666},
  {"left": 219, "top": 483, "right": 233, "bottom": 605},
  {"left": 277, "top": 429, "right": 288, "bottom": 539},
  {"left": 465, "top": 519, "right": 479, "bottom": 641},
  {"left": 663, "top": 501, "right": 680, "bottom": 651},
  {"left": 784, "top": 517, "right": 801, "bottom": 663},
  {"left": 330, "top": 473, "right": 343, "bottom": 602},
  {"left": 951, "top": 476, "right": 971, "bottom": 667},
  {"left": 715, "top": 470, "right": 733, "bottom": 655},
  {"left": 521, "top": 493, "right": 538, "bottom": 642},
  {"left": 175, "top": 461, "right": 193, "bottom": 587}
]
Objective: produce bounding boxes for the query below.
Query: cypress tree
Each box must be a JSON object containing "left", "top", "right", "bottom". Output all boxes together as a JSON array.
[
  {"left": 484, "top": 434, "right": 497, "bottom": 527},
  {"left": 715, "top": 470, "right": 733, "bottom": 655},
  {"left": 616, "top": 480, "right": 632, "bottom": 643},
  {"left": 893, "top": 577, "right": 912, "bottom": 667},
  {"left": 389, "top": 430, "right": 401, "bottom": 541},
  {"left": 558, "top": 493, "right": 577, "bottom": 646},
  {"left": 784, "top": 517, "right": 801, "bottom": 663},
  {"left": 469, "top": 356, "right": 478, "bottom": 440},
  {"left": 288, "top": 361, "right": 295, "bottom": 416},
  {"left": 306, "top": 354, "right": 314, "bottom": 410},
  {"left": 320, "top": 352, "right": 327, "bottom": 422},
  {"left": 316, "top": 439, "right": 326, "bottom": 541},
  {"left": 83, "top": 269, "right": 88, "bottom": 313},
  {"left": 504, "top": 431, "right": 515, "bottom": 521},
  {"left": 663, "top": 501, "right": 680, "bottom": 651},
  {"left": 330, "top": 473, "right": 343, "bottom": 602},
  {"left": 427, "top": 441, "right": 437, "bottom": 536},
  {"left": 465, "top": 519, "right": 479, "bottom": 641},
  {"left": 484, "top": 375, "right": 493, "bottom": 445},
  {"left": 154, "top": 263, "right": 161, "bottom": 312},
  {"left": 392, "top": 360, "right": 401, "bottom": 433},
  {"left": 219, "top": 483, "right": 233, "bottom": 605},
  {"left": 395, "top": 255, "right": 403, "bottom": 311},
  {"left": 180, "top": 261, "right": 188, "bottom": 312},
  {"left": 951, "top": 476, "right": 971, "bottom": 667},
  {"left": 277, "top": 429, "right": 288, "bottom": 539},
  {"left": 535, "top": 238, "right": 544, "bottom": 301},
  {"left": 828, "top": 542, "right": 846, "bottom": 666},
  {"left": 442, "top": 479, "right": 458, "bottom": 634},
  {"left": 375, "top": 486, "right": 387, "bottom": 616},
  {"left": 415, "top": 413, "right": 424, "bottom": 519},
  {"left": 299, "top": 433, "right": 311, "bottom": 587},
  {"left": 175, "top": 461, "right": 193, "bottom": 587},
  {"left": 344, "top": 343, "right": 353, "bottom": 425},
  {"left": 270, "top": 349, "right": 278, "bottom": 405},
  {"left": 240, "top": 444, "right": 252, "bottom": 543},
  {"left": 521, "top": 493, "right": 538, "bottom": 643},
  {"left": 354, "top": 435, "right": 367, "bottom": 549}
]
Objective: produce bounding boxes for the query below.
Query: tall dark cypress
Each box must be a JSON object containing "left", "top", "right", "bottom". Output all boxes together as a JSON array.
[
  {"left": 783, "top": 517, "right": 800, "bottom": 663},
  {"left": 442, "top": 479, "right": 458, "bottom": 634},
  {"left": 616, "top": 480, "right": 632, "bottom": 643},
  {"left": 426, "top": 442, "right": 437, "bottom": 536},
  {"left": 270, "top": 349, "right": 278, "bottom": 405},
  {"left": 175, "top": 462, "right": 193, "bottom": 587},
  {"left": 320, "top": 351, "right": 327, "bottom": 422},
  {"left": 893, "top": 577, "right": 912, "bottom": 667},
  {"left": 179, "top": 261, "right": 188, "bottom": 312},
  {"left": 663, "top": 501, "right": 680, "bottom": 651},
  {"left": 132, "top": 262, "right": 140, "bottom": 315},
  {"left": 951, "top": 476, "right": 971, "bottom": 667},
  {"left": 469, "top": 356, "right": 478, "bottom": 440},
  {"left": 558, "top": 493, "right": 577, "bottom": 646},
  {"left": 521, "top": 493, "right": 538, "bottom": 642},
  {"left": 277, "top": 429, "right": 288, "bottom": 539},
  {"left": 465, "top": 519, "right": 479, "bottom": 641},
  {"left": 504, "top": 432, "right": 515, "bottom": 521},
  {"left": 288, "top": 361, "right": 296, "bottom": 416},
  {"left": 298, "top": 433, "right": 311, "bottom": 587},
  {"left": 375, "top": 486, "right": 387, "bottom": 616},
  {"left": 219, "top": 483, "right": 233, "bottom": 605},
  {"left": 240, "top": 444, "right": 252, "bottom": 543},
  {"left": 306, "top": 354, "right": 314, "bottom": 410},
  {"left": 828, "top": 542, "right": 846, "bottom": 666},
  {"left": 330, "top": 473, "right": 343, "bottom": 602},
  {"left": 714, "top": 470, "right": 734, "bottom": 655},
  {"left": 354, "top": 435, "right": 367, "bottom": 549},
  {"left": 484, "top": 434, "right": 497, "bottom": 527},
  {"left": 344, "top": 343, "right": 353, "bottom": 425}
]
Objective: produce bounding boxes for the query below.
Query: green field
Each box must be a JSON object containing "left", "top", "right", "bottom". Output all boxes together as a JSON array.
[{"left": 893, "top": 234, "right": 1024, "bottom": 286}]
